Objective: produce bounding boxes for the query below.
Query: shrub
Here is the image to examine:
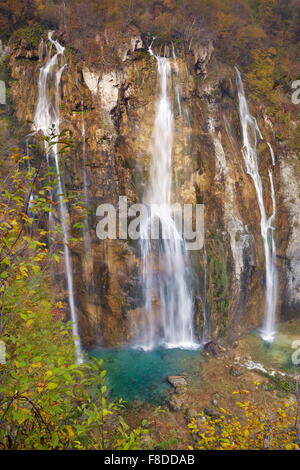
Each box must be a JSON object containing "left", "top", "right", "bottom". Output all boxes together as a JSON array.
[{"left": 188, "top": 393, "right": 299, "bottom": 450}]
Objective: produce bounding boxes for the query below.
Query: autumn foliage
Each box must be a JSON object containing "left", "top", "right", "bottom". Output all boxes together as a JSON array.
[{"left": 189, "top": 391, "right": 300, "bottom": 450}]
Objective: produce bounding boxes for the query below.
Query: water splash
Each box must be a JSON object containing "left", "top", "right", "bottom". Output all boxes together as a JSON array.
[
  {"left": 33, "top": 31, "right": 83, "bottom": 363},
  {"left": 138, "top": 51, "right": 198, "bottom": 350},
  {"left": 235, "top": 68, "right": 278, "bottom": 343}
]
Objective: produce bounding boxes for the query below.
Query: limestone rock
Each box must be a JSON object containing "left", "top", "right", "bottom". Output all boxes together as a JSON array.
[
  {"left": 280, "top": 156, "right": 300, "bottom": 314},
  {"left": 191, "top": 40, "right": 214, "bottom": 76},
  {"left": 167, "top": 376, "right": 187, "bottom": 389}
]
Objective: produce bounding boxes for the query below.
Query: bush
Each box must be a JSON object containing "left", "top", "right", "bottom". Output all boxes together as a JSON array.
[
  {"left": 0, "top": 141, "right": 146, "bottom": 450},
  {"left": 188, "top": 391, "right": 299, "bottom": 450},
  {"left": 10, "top": 25, "right": 44, "bottom": 48}
]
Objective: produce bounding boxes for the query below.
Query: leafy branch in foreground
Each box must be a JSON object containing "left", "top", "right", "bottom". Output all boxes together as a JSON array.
[{"left": 0, "top": 140, "right": 147, "bottom": 450}]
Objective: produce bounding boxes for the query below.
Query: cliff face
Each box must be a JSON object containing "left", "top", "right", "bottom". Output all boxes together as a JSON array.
[{"left": 6, "top": 32, "right": 300, "bottom": 347}]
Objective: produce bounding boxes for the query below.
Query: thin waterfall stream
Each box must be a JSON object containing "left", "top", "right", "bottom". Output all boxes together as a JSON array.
[
  {"left": 139, "top": 50, "right": 198, "bottom": 350},
  {"left": 33, "top": 31, "right": 82, "bottom": 363},
  {"left": 236, "top": 68, "right": 278, "bottom": 343}
]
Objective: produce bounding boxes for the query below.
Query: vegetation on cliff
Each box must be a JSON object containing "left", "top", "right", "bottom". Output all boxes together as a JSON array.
[{"left": 2, "top": 0, "right": 300, "bottom": 150}]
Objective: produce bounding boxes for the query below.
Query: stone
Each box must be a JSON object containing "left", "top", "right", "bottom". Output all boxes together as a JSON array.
[
  {"left": 203, "top": 407, "right": 221, "bottom": 419},
  {"left": 212, "top": 392, "right": 221, "bottom": 401},
  {"left": 167, "top": 376, "right": 187, "bottom": 388},
  {"left": 186, "top": 408, "right": 198, "bottom": 420},
  {"left": 82, "top": 67, "right": 122, "bottom": 114},
  {"left": 192, "top": 40, "right": 214, "bottom": 76},
  {"left": 82, "top": 66, "right": 100, "bottom": 95},
  {"left": 229, "top": 366, "right": 244, "bottom": 377},
  {"left": 280, "top": 159, "right": 300, "bottom": 313},
  {"left": 168, "top": 394, "right": 185, "bottom": 412},
  {"left": 203, "top": 340, "right": 223, "bottom": 357}
]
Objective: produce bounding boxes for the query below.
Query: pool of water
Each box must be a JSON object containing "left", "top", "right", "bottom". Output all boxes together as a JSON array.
[
  {"left": 243, "top": 320, "right": 300, "bottom": 373},
  {"left": 88, "top": 347, "right": 201, "bottom": 404}
]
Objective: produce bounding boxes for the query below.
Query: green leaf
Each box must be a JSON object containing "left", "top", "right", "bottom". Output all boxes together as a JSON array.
[{"left": 47, "top": 382, "right": 58, "bottom": 390}]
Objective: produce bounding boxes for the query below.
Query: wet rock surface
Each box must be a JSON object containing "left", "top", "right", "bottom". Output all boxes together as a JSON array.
[
  {"left": 167, "top": 376, "right": 188, "bottom": 389},
  {"left": 6, "top": 31, "right": 300, "bottom": 347}
]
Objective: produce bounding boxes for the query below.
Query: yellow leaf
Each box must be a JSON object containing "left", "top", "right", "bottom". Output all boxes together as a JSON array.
[
  {"left": 46, "top": 382, "right": 58, "bottom": 390},
  {"left": 31, "top": 362, "right": 42, "bottom": 368},
  {"left": 66, "top": 425, "right": 75, "bottom": 437}
]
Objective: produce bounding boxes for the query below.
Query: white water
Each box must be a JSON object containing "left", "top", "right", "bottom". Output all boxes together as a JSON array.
[
  {"left": 33, "top": 31, "right": 83, "bottom": 363},
  {"left": 267, "top": 142, "right": 276, "bottom": 166},
  {"left": 235, "top": 68, "right": 278, "bottom": 343},
  {"left": 139, "top": 51, "right": 197, "bottom": 350}
]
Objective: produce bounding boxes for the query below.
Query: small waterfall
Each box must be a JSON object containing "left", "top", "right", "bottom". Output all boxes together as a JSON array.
[
  {"left": 139, "top": 51, "right": 197, "bottom": 350},
  {"left": 235, "top": 68, "right": 278, "bottom": 342},
  {"left": 33, "top": 31, "right": 83, "bottom": 363},
  {"left": 267, "top": 142, "right": 276, "bottom": 166}
]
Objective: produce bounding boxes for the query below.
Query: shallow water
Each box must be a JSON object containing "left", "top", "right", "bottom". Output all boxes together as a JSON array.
[
  {"left": 243, "top": 320, "right": 300, "bottom": 373},
  {"left": 88, "top": 347, "right": 201, "bottom": 404}
]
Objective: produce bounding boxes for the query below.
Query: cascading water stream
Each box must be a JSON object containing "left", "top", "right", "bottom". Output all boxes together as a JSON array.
[
  {"left": 33, "top": 31, "right": 83, "bottom": 363},
  {"left": 267, "top": 142, "right": 276, "bottom": 166},
  {"left": 139, "top": 50, "right": 197, "bottom": 350},
  {"left": 235, "top": 68, "right": 278, "bottom": 342}
]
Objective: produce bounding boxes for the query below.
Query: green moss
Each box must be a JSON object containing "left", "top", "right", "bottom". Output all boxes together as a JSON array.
[
  {"left": 208, "top": 244, "right": 231, "bottom": 337},
  {"left": 0, "top": 58, "right": 9, "bottom": 82},
  {"left": 133, "top": 50, "right": 150, "bottom": 61},
  {"left": 11, "top": 25, "right": 44, "bottom": 49},
  {"left": 264, "top": 374, "right": 296, "bottom": 394}
]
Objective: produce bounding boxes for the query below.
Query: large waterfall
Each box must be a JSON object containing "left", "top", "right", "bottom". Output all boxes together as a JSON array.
[
  {"left": 235, "top": 68, "right": 278, "bottom": 342},
  {"left": 139, "top": 53, "right": 197, "bottom": 350},
  {"left": 33, "top": 32, "right": 82, "bottom": 362}
]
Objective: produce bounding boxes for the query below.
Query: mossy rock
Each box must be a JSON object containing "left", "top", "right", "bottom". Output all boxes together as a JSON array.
[{"left": 263, "top": 373, "right": 296, "bottom": 394}]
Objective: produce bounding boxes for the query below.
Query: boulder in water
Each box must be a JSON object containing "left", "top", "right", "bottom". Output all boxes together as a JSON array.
[{"left": 167, "top": 376, "right": 187, "bottom": 389}]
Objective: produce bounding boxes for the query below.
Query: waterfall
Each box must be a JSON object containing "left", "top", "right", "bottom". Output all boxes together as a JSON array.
[
  {"left": 267, "top": 142, "right": 276, "bottom": 166},
  {"left": 139, "top": 51, "right": 197, "bottom": 350},
  {"left": 235, "top": 68, "right": 278, "bottom": 342},
  {"left": 33, "top": 31, "right": 83, "bottom": 363}
]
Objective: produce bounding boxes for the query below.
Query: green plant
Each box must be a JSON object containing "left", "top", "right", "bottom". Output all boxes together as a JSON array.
[
  {"left": 0, "top": 138, "right": 142, "bottom": 450},
  {"left": 11, "top": 25, "right": 44, "bottom": 49},
  {"left": 113, "top": 416, "right": 149, "bottom": 450}
]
